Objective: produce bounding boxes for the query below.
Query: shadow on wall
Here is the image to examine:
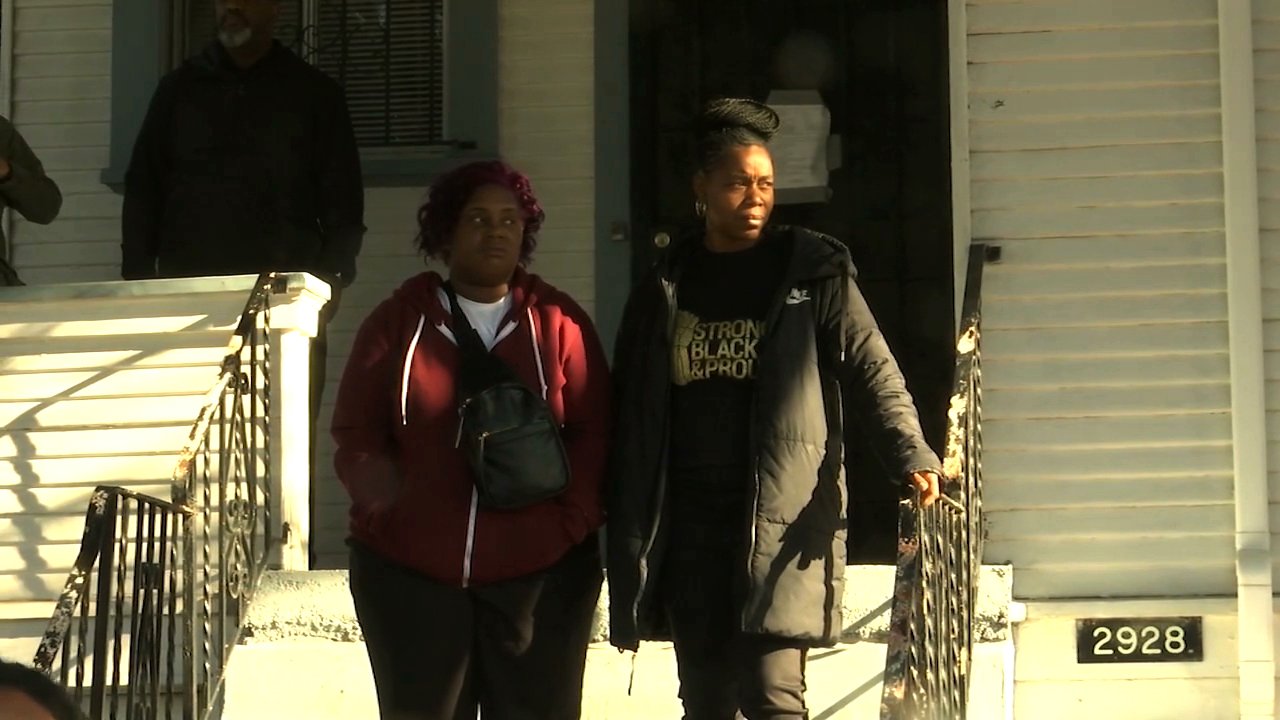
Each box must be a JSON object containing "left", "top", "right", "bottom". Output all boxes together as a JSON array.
[{"left": 0, "top": 304, "right": 234, "bottom": 603}]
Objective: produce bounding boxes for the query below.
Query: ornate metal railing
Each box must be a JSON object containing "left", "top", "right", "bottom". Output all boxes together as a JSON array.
[
  {"left": 880, "top": 245, "right": 994, "bottom": 720},
  {"left": 33, "top": 273, "right": 279, "bottom": 720}
]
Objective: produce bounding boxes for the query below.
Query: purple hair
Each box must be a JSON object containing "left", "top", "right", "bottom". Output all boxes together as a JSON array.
[{"left": 415, "top": 160, "right": 545, "bottom": 264}]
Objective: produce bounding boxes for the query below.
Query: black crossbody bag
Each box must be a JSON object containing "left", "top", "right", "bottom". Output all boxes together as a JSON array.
[{"left": 445, "top": 283, "right": 571, "bottom": 510}]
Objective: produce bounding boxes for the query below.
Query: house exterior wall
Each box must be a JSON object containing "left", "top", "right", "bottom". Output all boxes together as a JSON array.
[
  {"left": 968, "top": 0, "right": 1234, "bottom": 599},
  {"left": 961, "top": 0, "right": 1278, "bottom": 715},
  {"left": 8, "top": 0, "right": 116, "bottom": 282}
]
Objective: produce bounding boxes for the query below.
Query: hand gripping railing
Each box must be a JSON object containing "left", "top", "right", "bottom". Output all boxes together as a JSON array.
[
  {"left": 32, "top": 272, "right": 280, "bottom": 720},
  {"left": 880, "top": 245, "right": 992, "bottom": 720}
]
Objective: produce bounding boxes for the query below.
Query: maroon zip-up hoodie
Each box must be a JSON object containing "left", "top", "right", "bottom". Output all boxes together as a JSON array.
[{"left": 331, "top": 269, "right": 610, "bottom": 586}]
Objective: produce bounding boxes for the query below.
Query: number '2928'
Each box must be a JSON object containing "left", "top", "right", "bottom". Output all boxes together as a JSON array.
[
  {"left": 1076, "top": 616, "right": 1203, "bottom": 664},
  {"left": 1091, "top": 625, "right": 1187, "bottom": 656}
]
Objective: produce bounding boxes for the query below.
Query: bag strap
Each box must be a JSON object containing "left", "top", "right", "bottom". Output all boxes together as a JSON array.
[
  {"left": 442, "top": 282, "right": 489, "bottom": 359},
  {"left": 442, "top": 281, "right": 521, "bottom": 394}
]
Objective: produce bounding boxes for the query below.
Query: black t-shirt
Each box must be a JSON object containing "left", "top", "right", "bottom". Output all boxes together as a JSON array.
[{"left": 669, "top": 234, "right": 792, "bottom": 476}]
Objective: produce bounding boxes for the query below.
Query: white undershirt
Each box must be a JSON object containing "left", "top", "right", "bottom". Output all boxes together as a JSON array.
[{"left": 437, "top": 288, "right": 512, "bottom": 350}]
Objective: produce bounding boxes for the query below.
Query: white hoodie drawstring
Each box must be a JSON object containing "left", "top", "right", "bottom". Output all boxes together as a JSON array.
[
  {"left": 526, "top": 307, "right": 549, "bottom": 400},
  {"left": 400, "top": 314, "right": 426, "bottom": 425}
]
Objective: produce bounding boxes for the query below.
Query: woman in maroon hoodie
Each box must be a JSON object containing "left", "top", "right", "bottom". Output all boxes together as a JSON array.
[{"left": 331, "top": 160, "right": 611, "bottom": 720}]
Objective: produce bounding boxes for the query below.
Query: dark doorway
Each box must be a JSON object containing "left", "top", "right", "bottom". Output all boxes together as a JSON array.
[{"left": 629, "top": 0, "right": 954, "bottom": 562}]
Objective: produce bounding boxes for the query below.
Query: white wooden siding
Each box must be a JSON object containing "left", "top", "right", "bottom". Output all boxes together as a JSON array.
[
  {"left": 8, "top": 0, "right": 116, "bottom": 284},
  {"left": 0, "top": 0, "right": 598, "bottom": 569},
  {"left": 968, "top": 0, "right": 1234, "bottom": 599},
  {"left": 0, "top": 282, "right": 263, "bottom": 603},
  {"left": 1258, "top": 0, "right": 1280, "bottom": 592},
  {"left": 0, "top": 275, "right": 326, "bottom": 670}
]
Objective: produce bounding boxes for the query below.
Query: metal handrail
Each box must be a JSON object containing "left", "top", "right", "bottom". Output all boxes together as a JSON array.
[
  {"left": 880, "top": 245, "right": 991, "bottom": 720},
  {"left": 33, "top": 273, "right": 280, "bottom": 720}
]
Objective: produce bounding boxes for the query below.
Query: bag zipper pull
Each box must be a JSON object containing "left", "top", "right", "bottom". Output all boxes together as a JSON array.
[
  {"left": 454, "top": 404, "right": 466, "bottom": 447},
  {"left": 627, "top": 650, "right": 637, "bottom": 696}
]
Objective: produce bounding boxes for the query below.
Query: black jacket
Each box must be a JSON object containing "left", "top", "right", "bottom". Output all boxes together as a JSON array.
[
  {"left": 122, "top": 41, "right": 365, "bottom": 286},
  {"left": 606, "top": 225, "right": 942, "bottom": 648},
  {"left": 0, "top": 115, "right": 62, "bottom": 285}
]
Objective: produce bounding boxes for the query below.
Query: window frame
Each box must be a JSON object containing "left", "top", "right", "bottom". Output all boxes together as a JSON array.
[{"left": 101, "top": 0, "right": 497, "bottom": 190}]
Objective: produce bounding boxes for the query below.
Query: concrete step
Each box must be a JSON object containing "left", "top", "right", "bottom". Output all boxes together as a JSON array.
[
  {"left": 583, "top": 641, "right": 892, "bottom": 719},
  {"left": 218, "top": 566, "right": 1013, "bottom": 719},
  {"left": 219, "top": 637, "right": 896, "bottom": 719},
  {"left": 3, "top": 566, "right": 1014, "bottom": 718}
]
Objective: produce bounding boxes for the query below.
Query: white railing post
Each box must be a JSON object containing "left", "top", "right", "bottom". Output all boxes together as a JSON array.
[{"left": 264, "top": 274, "right": 331, "bottom": 571}]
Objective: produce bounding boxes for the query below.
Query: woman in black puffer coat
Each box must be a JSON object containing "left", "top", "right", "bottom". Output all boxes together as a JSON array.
[{"left": 607, "top": 98, "right": 944, "bottom": 720}]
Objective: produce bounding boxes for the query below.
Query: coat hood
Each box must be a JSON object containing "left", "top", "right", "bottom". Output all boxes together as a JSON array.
[
  {"left": 391, "top": 267, "right": 549, "bottom": 328},
  {"left": 656, "top": 224, "right": 855, "bottom": 286}
]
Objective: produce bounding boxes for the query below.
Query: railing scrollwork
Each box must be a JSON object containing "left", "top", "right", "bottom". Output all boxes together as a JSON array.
[
  {"left": 881, "top": 245, "right": 992, "bottom": 720},
  {"left": 33, "top": 272, "right": 280, "bottom": 720}
]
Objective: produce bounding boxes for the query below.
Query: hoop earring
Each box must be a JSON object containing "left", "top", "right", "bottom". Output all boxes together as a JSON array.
[{"left": 694, "top": 200, "right": 707, "bottom": 218}]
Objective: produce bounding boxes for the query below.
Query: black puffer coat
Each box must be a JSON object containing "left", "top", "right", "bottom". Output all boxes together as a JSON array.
[{"left": 606, "top": 225, "right": 942, "bottom": 649}]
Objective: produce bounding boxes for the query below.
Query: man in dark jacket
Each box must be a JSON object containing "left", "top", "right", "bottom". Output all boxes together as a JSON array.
[
  {"left": 0, "top": 115, "right": 63, "bottom": 286},
  {"left": 608, "top": 225, "right": 943, "bottom": 649},
  {"left": 123, "top": 0, "right": 365, "bottom": 566},
  {"left": 121, "top": 0, "right": 365, "bottom": 286}
]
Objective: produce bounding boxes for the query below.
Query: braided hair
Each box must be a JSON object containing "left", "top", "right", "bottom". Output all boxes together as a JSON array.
[{"left": 694, "top": 98, "right": 781, "bottom": 171}]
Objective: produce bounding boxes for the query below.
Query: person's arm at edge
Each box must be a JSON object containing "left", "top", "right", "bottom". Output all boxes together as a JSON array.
[{"left": 0, "top": 118, "right": 61, "bottom": 225}]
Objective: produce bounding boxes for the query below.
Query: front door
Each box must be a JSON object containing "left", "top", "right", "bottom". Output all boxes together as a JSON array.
[{"left": 630, "top": 0, "right": 954, "bottom": 562}]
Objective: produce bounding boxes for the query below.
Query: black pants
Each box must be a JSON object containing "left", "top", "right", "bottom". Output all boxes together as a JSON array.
[
  {"left": 348, "top": 538, "right": 603, "bottom": 720},
  {"left": 662, "top": 468, "right": 809, "bottom": 720}
]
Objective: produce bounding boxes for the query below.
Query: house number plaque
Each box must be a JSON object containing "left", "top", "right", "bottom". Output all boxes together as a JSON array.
[{"left": 1076, "top": 617, "right": 1203, "bottom": 664}]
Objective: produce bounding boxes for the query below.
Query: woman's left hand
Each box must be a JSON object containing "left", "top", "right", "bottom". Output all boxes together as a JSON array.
[{"left": 908, "top": 471, "right": 941, "bottom": 508}]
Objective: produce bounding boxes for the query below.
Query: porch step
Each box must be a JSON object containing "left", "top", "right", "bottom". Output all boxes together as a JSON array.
[{"left": 218, "top": 565, "right": 1014, "bottom": 719}]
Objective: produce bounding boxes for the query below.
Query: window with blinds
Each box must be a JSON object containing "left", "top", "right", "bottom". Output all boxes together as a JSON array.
[
  {"left": 176, "top": 0, "right": 447, "bottom": 150},
  {"left": 314, "top": 1, "right": 446, "bottom": 148}
]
